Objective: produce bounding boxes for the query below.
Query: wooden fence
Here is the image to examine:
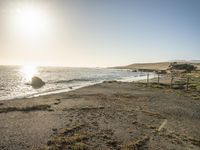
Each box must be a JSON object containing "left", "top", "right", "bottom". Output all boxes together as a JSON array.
[{"left": 145, "top": 73, "right": 199, "bottom": 91}]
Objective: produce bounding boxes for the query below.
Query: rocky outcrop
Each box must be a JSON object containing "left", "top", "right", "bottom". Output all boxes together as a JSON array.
[
  {"left": 168, "top": 62, "right": 197, "bottom": 73},
  {"left": 31, "top": 76, "right": 45, "bottom": 88}
]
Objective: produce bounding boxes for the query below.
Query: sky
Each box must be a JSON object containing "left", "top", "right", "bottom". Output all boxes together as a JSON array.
[{"left": 0, "top": 0, "right": 200, "bottom": 67}]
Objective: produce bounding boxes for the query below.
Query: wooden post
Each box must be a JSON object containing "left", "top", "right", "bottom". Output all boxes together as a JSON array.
[
  {"left": 157, "top": 74, "right": 160, "bottom": 84},
  {"left": 186, "top": 77, "right": 189, "bottom": 91},
  {"left": 170, "top": 76, "right": 173, "bottom": 88},
  {"left": 147, "top": 73, "right": 149, "bottom": 86}
]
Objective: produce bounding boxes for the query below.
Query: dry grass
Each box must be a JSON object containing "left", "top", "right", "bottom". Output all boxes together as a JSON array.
[
  {"left": 62, "top": 106, "right": 104, "bottom": 111},
  {"left": 121, "top": 136, "right": 149, "bottom": 150},
  {"left": 0, "top": 104, "right": 51, "bottom": 113},
  {"left": 38, "top": 124, "right": 91, "bottom": 150},
  {"left": 140, "top": 110, "right": 163, "bottom": 118},
  {"left": 116, "top": 62, "right": 171, "bottom": 71},
  {"left": 159, "top": 130, "right": 200, "bottom": 147}
]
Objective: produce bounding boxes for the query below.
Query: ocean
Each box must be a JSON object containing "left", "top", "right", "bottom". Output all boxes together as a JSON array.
[{"left": 0, "top": 66, "right": 155, "bottom": 101}]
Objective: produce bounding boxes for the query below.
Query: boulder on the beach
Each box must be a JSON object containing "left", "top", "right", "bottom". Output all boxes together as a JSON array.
[{"left": 31, "top": 76, "right": 45, "bottom": 88}]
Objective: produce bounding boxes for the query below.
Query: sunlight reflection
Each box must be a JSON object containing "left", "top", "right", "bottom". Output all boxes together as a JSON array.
[{"left": 20, "top": 65, "right": 38, "bottom": 81}]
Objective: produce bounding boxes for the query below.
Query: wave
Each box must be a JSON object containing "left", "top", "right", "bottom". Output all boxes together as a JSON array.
[{"left": 54, "top": 78, "right": 92, "bottom": 84}]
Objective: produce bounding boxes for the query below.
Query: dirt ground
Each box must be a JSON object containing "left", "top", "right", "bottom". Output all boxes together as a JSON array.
[{"left": 0, "top": 81, "right": 200, "bottom": 150}]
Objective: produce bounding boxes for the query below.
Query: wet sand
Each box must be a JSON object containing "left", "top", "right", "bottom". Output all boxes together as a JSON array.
[{"left": 0, "top": 81, "right": 200, "bottom": 150}]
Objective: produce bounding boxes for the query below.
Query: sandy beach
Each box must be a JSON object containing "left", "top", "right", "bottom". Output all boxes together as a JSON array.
[
  {"left": 1, "top": 0, "right": 200, "bottom": 149},
  {"left": 0, "top": 80, "right": 200, "bottom": 150}
]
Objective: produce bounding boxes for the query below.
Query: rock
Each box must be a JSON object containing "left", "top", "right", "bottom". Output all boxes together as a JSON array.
[
  {"left": 31, "top": 76, "right": 45, "bottom": 88},
  {"left": 169, "top": 63, "right": 197, "bottom": 73},
  {"left": 52, "top": 128, "right": 58, "bottom": 133}
]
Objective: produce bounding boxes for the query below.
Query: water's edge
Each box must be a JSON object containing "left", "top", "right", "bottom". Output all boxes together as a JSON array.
[{"left": 1, "top": 73, "right": 155, "bottom": 101}]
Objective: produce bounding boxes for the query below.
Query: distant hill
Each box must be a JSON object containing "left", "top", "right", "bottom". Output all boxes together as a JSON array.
[
  {"left": 114, "top": 61, "right": 200, "bottom": 71},
  {"left": 190, "top": 60, "right": 200, "bottom": 63},
  {"left": 170, "top": 60, "right": 200, "bottom": 63}
]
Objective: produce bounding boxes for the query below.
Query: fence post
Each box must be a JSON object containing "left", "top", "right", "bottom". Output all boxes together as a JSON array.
[
  {"left": 170, "top": 76, "right": 173, "bottom": 88},
  {"left": 157, "top": 74, "right": 160, "bottom": 84},
  {"left": 147, "top": 73, "right": 149, "bottom": 86},
  {"left": 186, "top": 77, "right": 189, "bottom": 91}
]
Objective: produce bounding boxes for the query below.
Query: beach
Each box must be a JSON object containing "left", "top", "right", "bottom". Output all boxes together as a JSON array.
[
  {"left": 0, "top": 0, "right": 200, "bottom": 149},
  {"left": 0, "top": 80, "right": 200, "bottom": 150}
]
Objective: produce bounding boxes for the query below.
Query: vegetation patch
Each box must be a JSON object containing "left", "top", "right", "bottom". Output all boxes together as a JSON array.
[
  {"left": 169, "top": 63, "right": 197, "bottom": 72},
  {"left": 121, "top": 136, "right": 149, "bottom": 150},
  {"left": 158, "top": 130, "right": 200, "bottom": 147},
  {"left": 38, "top": 124, "right": 91, "bottom": 150},
  {"left": 141, "top": 110, "right": 163, "bottom": 118},
  {"left": 62, "top": 106, "right": 104, "bottom": 111},
  {"left": 185, "top": 92, "right": 200, "bottom": 100},
  {"left": 0, "top": 104, "right": 51, "bottom": 113},
  {"left": 150, "top": 82, "right": 169, "bottom": 89}
]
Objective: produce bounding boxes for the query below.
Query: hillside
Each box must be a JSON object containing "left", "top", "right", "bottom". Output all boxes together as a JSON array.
[{"left": 114, "top": 61, "right": 200, "bottom": 71}]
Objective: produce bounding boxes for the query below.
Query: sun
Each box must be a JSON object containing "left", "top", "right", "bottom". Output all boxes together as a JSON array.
[{"left": 13, "top": 5, "right": 49, "bottom": 38}]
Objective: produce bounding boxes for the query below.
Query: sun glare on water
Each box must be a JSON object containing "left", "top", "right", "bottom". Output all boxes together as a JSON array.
[{"left": 20, "top": 65, "right": 38, "bottom": 81}]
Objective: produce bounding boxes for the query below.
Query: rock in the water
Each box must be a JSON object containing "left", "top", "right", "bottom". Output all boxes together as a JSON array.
[{"left": 31, "top": 76, "right": 45, "bottom": 88}]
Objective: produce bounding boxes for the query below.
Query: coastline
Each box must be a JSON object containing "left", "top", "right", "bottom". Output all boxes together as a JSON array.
[
  {"left": 0, "top": 79, "right": 200, "bottom": 149},
  {"left": 0, "top": 72, "right": 156, "bottom": 102}
]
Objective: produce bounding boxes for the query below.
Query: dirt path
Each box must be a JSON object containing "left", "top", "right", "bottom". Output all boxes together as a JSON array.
[{"left": 0, "top": 82, "right": 200, "bottom": 150}]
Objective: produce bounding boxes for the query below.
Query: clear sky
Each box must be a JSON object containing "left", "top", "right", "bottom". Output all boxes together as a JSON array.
[{"left": 0, "top": 0, "right": 200, "bottom": 67}]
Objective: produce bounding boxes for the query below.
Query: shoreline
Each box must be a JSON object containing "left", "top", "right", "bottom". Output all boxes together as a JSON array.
[
  {"left": 0, "top": 72, "right": 156, "bottom": 102},
  {"left": 0, "top": 80, "right": 200, "bottom": 149}
]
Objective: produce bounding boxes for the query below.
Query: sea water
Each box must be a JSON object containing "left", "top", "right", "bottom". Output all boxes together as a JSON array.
[{"left": 0, "top": 66, "right": 155, "bottom": 100}]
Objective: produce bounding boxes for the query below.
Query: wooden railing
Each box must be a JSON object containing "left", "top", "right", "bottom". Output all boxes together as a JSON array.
[{"left": 145, "top": 73, "right": 200, "bottom": 91}]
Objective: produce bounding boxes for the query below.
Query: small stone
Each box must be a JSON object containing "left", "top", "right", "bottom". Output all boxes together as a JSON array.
[
  {"left": 52, "top": 128, "right": 57, "bottom": 132},
  {"left": 132, "top": 121, "right": 137, "bottom": 124}
]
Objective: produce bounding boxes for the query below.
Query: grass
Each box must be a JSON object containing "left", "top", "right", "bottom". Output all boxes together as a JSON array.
[
  {"left": 71, "top": 142, "right": 88, "bottom": 150},
  {"left": 121, "top": 136, "right": 149, "bottom": 150},
  {"left": 150, "top": 82, "right": 170, "bottom": 89},
  {"left": 39, "top": 124, "right": 91, "bottom": 150},
  {"left": 47, "top": 134, "right": 88, "bottom": 146},
  {"left": 146, "top": 71, "right": 200, "bottom": 92},
  {"left": 141, "top": 110, "right": 163, "bottom": 118},
  {"left": 183, "top": 71, "right": 200, "bottom": 91},
  {"left": 0, "top": 104, "right": 52, "bottom": 113},
  {"left": 158, "top": 129, "right": 200, "bottom": 147},
  {"left": 63, "top": 124, "right": 85, "bottom": 135},
  {"left": 62, "top": 106, "right": 104, "bottom": 111},
  {"left": 180, "top": 71, "right": 200, "bottom": 100}
]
